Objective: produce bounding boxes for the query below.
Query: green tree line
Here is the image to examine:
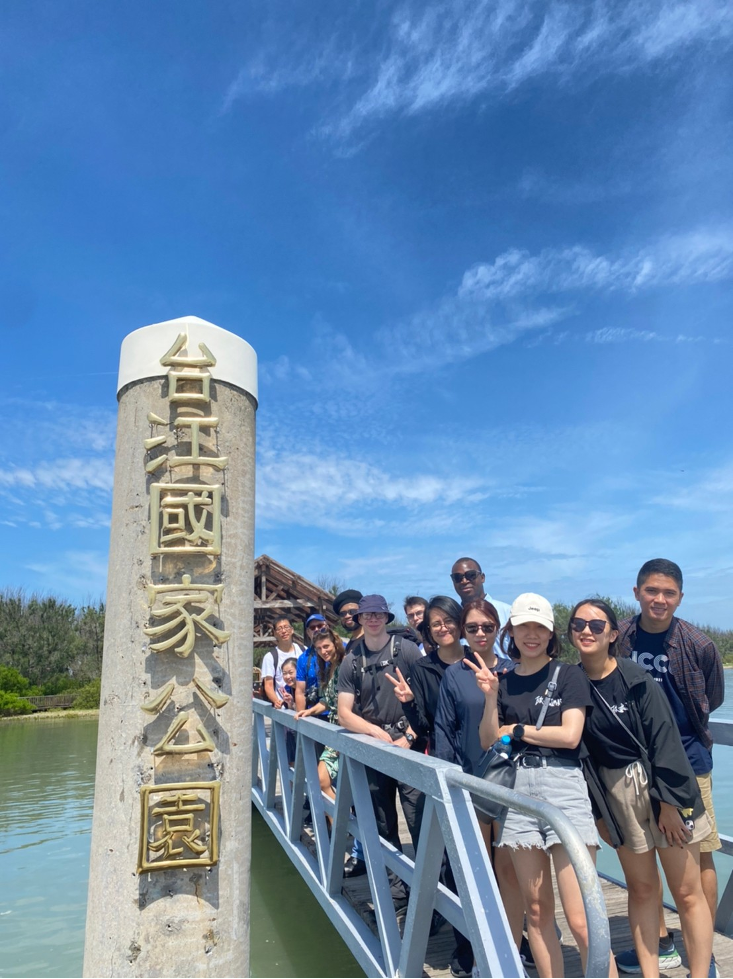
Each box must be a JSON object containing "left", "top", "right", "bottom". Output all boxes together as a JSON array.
[{"left": 0, "top": 590, "right": 104, "bottom": 714}]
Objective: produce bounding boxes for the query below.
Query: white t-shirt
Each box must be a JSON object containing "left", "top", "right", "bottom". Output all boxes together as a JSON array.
[{"left": 261, "top": 645, "right": 303, "bottom": 695}]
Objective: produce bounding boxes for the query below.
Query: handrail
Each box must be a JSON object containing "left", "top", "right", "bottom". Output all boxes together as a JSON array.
[
  {"left": 251, "top": 699, "right": 611, "bottom": 978},
  {"left": 708, "top": 719, "right": 733, "bottom": 932}
]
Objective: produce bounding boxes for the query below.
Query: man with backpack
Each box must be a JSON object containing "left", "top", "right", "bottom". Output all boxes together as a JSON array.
[
  {"left": 261, "top": 615, "right": 305, "bottom": 709},
  {"left": 337, "top": 594, "right": 423, "bottom": 895}
]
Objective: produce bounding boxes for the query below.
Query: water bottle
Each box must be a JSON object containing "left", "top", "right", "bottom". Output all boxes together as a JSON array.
[{"left": 492, "top": 734, "right": 512, "bottom": 759}]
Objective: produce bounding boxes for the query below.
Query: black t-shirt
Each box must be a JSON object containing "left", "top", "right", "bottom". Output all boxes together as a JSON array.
[
  {"left": 337, "top": 635, "right": 422, "bottom": 728},
  {"left": 582, "top": 666, "right": 640, "bottom": 769},
  {"left": 497, "top": 660, "right": 592, "bottom": 761},
  {"left": 631, "top": 626, "right": 712, "bottom": 775}
]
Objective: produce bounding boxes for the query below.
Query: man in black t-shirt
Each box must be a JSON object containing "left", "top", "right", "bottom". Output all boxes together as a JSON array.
[
  {"left": 616, "top": 558, "right": 724, "bottom": 975},
  {"left": 337, "top": 594, "right": 422, "bottom": 893}
]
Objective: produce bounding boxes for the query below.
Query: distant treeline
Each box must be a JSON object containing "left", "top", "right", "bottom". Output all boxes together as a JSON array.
[{"left": 0, "top": 590, "right": 104, "bottom": 714}]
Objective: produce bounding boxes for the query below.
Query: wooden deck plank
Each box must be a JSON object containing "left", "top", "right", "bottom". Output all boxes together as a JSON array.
[{"left": 310, "top": 808, "right": 733, "bottom": 978}]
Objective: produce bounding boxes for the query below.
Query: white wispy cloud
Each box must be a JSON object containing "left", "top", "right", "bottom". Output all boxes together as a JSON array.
[
  {"left": 25, "top": 550, "right": 108, "bottom": 599},
  {"left": 257, "top": 449, "right": 488, "bottom": 531},
  {"left": 459, "top": 228, "right": 733, "bottom": 301},
  {"left": 223, "top": 0, "right": 733, "bottom": 140},
  {"left": 650, "top": 461, "right": 733, "bottom": 513}
]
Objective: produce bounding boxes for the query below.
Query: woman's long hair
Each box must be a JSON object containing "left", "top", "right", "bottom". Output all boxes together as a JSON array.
[
  {"left": 419, "top": 595, "right": 463, "bottom": 652},
  {"left": 313, "top": 627, "right": 345, "bottom": 687}
]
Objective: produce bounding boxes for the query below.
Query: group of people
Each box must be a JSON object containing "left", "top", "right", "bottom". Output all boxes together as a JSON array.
[{"left": 258, "top": 557, "right": 723, "bottom": 979}]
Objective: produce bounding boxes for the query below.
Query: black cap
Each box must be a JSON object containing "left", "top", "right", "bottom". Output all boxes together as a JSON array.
[{"left": 333, "top": 589, "right": 363, "bottom": 615}]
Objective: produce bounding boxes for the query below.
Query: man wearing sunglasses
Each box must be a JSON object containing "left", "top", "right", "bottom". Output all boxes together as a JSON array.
[
  {"left": 333, "top": 588, "right": 364, "bottom": 653},
  {"left": 450, "top": 556, "right": 511, "bottom": 656}
]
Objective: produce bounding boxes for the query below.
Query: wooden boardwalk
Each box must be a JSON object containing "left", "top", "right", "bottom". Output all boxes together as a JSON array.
[{"left": 305, "top": 816, "right": 733, "bottom": 978}]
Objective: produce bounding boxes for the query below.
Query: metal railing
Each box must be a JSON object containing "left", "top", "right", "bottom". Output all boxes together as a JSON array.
[
  {"left": 251, "top": 700, "right": 611, "bottom": 978},
  {"left": 708, "top": 719, "right": 733, "bottom": 933}
]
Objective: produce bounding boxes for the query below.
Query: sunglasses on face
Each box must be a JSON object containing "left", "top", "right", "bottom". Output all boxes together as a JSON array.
[
  {"left": 450, "top": 571, "right": 480, "bottom": 583},
  {"left": 570, "top": 617, "right": 608, "bottom": 635},
  {"left": 464, "top": 622, "right": 497, "bottom": 636},
  {"left": 308, "top": 624, "right": 328, "bottom": 634},
  {"left": 338, "top": 608, "right": 357, "bottom": 617}
]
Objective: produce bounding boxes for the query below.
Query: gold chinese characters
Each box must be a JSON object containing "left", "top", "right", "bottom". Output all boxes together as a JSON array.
[{"left": 138, "top": 334, "right": 231, "bottom": 874}]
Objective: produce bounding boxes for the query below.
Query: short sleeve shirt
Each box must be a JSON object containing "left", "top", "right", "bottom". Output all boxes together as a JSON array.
[
  {"left": 583, "top": 666, "right": 640, "bottom": 768},
  {"left": 497, "top": 660, "right": 592, "bottom": 761},
  {"left": 338, "top": 635, "right": 422, "bottom": 728}
]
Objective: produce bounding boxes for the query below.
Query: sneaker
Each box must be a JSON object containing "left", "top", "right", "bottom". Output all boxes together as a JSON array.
[
  {"left": 450, "top": 939, "right": 473, "bottom": 978},
  {"left": 615, "top": 930, "right": 682, "bottom": 974}
]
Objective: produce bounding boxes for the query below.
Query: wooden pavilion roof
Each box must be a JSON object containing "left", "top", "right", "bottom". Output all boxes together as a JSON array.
[{"left": 253, "top": 554, "right": 340, "bottom": 646}]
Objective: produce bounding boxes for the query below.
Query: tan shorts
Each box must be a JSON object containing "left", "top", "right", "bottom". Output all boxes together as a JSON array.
[
  {"left": 696, "top": 772, "right": 722, "bottom": 853},
  {"left": 599, "top": 762, "right": 711, "bottom": 854}
]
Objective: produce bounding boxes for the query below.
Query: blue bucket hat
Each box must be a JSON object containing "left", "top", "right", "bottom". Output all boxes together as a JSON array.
[{"left": 355, "top": 594, "right": 395, "bottom": 624}]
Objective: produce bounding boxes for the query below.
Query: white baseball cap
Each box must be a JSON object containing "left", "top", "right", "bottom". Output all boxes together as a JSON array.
[{"left": 509, "top": 593, "right": 554, "bottom": 630}]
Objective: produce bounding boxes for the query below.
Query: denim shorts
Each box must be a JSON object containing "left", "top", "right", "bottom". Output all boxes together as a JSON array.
[{"left": 497, "top": 763, "right": 600, "bottom": 851}]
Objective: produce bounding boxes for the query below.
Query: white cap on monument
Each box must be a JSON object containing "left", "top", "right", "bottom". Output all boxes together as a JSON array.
[{"left": 117, "top": 315, "right": 258, "bottom": 403}]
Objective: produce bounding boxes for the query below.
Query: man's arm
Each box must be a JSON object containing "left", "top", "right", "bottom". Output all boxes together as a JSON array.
[
  {"left": 337, "top": 692, "right": 392, "bottom": 742},
  {"left": 263, "top": 676, "right": 283, "bottom": 709},
  {"left": 701, "top": 637, "right": 725, "bottom": 714},
  {"left": 295, "top": 680, "right": 307, "bottom": 712}
]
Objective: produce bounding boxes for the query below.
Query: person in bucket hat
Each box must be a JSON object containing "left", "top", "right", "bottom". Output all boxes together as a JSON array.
[{"left": 337, "top": 594, "right": 422, "bottom": 902}]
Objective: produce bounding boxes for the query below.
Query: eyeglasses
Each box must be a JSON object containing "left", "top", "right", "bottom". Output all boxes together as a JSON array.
[
  {"left": 570, "top": 617, "right": 608, "bottom": 635},
  {"left": 362, "top": 611, "right": 387, "bottom": 620},
  {"left": 464, "top": 622, "right": 497, "bottom": 636},
  {"left": 308, "top": 623, "right": 328, "bottom": 634},
  {"left": 338, "top": 608, "right": 358, "bottom": 617},
  {"left": 451, "top": 571, "right": 480, "bottom": 583},
  {"left": 430, "top": 618, "right": 457, "bottom": 632}
]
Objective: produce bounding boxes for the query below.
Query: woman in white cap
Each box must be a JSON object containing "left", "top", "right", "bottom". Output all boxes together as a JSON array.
[{"left": 467, "top": 593, "right": 614, "bottom": 979}]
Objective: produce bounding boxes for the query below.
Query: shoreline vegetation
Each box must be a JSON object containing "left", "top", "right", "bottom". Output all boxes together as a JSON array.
[
  {"left": 0, "top": 709, "right": 100, "bottom": 722},
  {"left": 2, "top": 588, "right": 732, "bottom": 716}
]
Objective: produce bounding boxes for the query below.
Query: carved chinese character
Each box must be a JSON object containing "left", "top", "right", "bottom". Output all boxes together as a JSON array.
[
  {"left": 137, "top": 782, "right": 220, "bottom": 873},
  {"left": 152, "top": 710, "right": 215, "bottom": 755},
  {"left": 144, "top": 413, "right": 229, "bottom": 474},
  {"left": 140, "top": 678, "right": 229, "bottom": 714},
  {"left": 160, "top": 334, "right": 215, "bottom": 404},
  {"left": 144, "top": 575, "right": 230, "bottom": 657},
  {"left": 149, "top": 483, "right": 222, "bottom": 555}
]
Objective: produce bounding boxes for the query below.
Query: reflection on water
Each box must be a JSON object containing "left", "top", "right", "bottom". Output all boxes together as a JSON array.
[
  {"left": 0, "top": 719, "right": 97, "bottom": 979},
  {"left": 0, "top": 718, "right": 363, "bottom": 979}
]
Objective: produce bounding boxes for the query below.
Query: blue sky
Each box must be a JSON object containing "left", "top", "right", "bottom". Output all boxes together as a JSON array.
[{"left": 1, "top": 0, "right": 732, "bottom": 627}]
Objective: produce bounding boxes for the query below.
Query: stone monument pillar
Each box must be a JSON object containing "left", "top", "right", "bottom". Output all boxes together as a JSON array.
[{"left": 83, "top": 316, "right": 257, "bottom": 978}]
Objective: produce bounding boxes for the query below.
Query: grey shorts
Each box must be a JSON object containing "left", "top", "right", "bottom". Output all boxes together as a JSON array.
[{"left": 497, "top": 763, "right": 600, "bottom": 851}]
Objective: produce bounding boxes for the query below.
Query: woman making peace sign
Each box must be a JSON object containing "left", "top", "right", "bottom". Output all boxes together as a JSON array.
[{"left": 468, "top": 593, "right": 614, "bottom": 979}]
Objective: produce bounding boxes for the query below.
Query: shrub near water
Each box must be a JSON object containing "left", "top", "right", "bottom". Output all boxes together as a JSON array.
[
  {"left": 72, "top": 678, "right": 101, "bottom": 709},
  {"left": 0, "top": 690, "right": 33, "bottom": 716}
]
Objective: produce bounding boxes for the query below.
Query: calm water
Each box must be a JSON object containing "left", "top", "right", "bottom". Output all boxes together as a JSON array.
[
  {"left": 0, "top": 717, "right": 363, "bottom": 979},
  {"left": 3, "top": 681, "right": 733, "bottom": 978}
]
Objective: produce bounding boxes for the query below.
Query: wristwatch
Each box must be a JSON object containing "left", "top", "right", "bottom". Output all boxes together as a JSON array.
[
  {"left": 512, "top": 724, "right": 525, "bottom": 741},
  {"left": 405, "top": 732, "right": 415, "bottom": 745}
]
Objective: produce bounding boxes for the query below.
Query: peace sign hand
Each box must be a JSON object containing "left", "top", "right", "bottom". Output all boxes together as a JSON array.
[
  {"left": 464, "top": 653, "right": 499, "bottom": 698},
  {"left": 385, "top": 667, "right": 414, "bottom": 703}
]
